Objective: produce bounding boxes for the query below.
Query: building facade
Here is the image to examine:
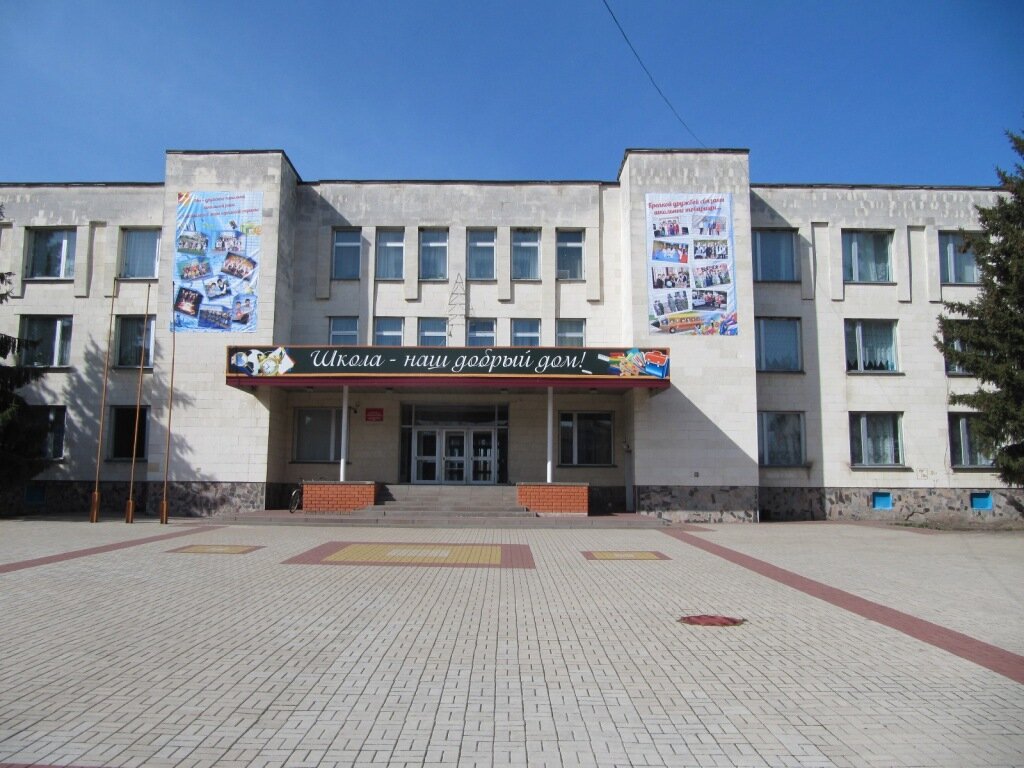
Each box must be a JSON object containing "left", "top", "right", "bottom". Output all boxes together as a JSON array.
[{"left": 0, "top": 148, "right": 1018, "bottom": 522}]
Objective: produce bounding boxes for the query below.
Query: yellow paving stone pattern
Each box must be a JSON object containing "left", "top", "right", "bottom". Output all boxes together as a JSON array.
[
  {"left": 583, "top": 550, "right": 669, "bottom": 560},
  {"left": 326, "top": 542, "right": 503, "bottom": 566},
  {"left": 169, "top": 544, "right": 263, "bottom": 555}
]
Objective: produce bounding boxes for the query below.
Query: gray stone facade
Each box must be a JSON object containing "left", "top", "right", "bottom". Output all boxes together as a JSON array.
[{"left": 637, "top": 485, "right": 758, "bottom": 523}]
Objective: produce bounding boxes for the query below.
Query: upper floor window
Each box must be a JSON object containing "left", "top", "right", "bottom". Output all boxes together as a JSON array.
[
  {"left": 419, "top": 229, "right": 448, "bottom": 280},
  {"left": 845, "top": 319, "right": 898, "bottom": 372},
  {"left": 511, "top": 229, "right": 540, "bottom": 280},
  {"left": 755, "top": 318, "right": 801, "bottom": 371},
  {"left": 332, "top": 230, "right": 361, "bottom": 280},
  {"left": 418, "top": 317, "right": 448, "bottom": 346},
  {"left": 374, "top": 317, "right": 403, "bottom": 346},
  {"left": 20, "top": 316, "right": 72, "bottom": 367},
  {"left": 556, "top": 230, "right": 584, "bottom": 280},
  {"left": 467, "top": 318, "right": 495, "bottom": 347},
  {"left": 753, "top": 230, "right": 798, "bottom": 282},
  {"left": 556, "top": 319, "right": 585, "bottom": 347},
  {"left": 26, "top": 405, "right": 66, "bottom": 460},
  {"left": 375, "top": 229, "right": 404, "bottom": 280},
  {"left": 115, "top": 316, "right": 155, "bottom": 368},
  {"left": 120, "top": 229, "right": 160, "bottom": 279},
  {"left": 329, "top": 316, "right": 358, "bottom": 345},
  {"left": 467, "top": 229, "right": 496, "bottom": 280},
  {"left": 28, "top": 229, "right": 76, "bottom": 279},
  {"left": 939, "top": 232, "right": 979, "bottom": 285},
  {"left": 511, "top": 319, "right": 540, "bottom": 346},
  {"left": 949, "top": 414, "right": 993, "bottom": 468},
  {"left": 850, "top": 412, "right": 903, "bottom": 466},
  {"left": 758, "top": 412, "right": 805, "bottom": 467},
  {"left": 842, "top": 231, "right": 891, "bottom": 283},
  {"left": 944, "top": 335, "right": 971, "bottom": 376}
]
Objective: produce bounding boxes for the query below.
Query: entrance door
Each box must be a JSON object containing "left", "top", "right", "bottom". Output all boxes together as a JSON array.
[
  {"left": 469, "top": 430, "right": 495, "bottom": 484},
  {"left": 413, "top": 429, "right": 440, "bottom": 483},
  {"left": 442, "top": 430, "right": 466, "bottom": 483}
]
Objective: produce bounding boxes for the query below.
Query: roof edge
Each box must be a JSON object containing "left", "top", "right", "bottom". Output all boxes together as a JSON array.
[{"left": 166, "top": 149, "right": 302, "bottom": 182}]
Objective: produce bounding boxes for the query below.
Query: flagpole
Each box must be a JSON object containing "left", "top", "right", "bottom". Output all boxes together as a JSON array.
[
  {"left": 159, "top": 308, "right": 177, "bottom": 524},
  {"left": 125, "top": 283, "right": 151, "bottom": 523},
  {"left": 90, "top": 275, "right": 118, "bottom": 523}
]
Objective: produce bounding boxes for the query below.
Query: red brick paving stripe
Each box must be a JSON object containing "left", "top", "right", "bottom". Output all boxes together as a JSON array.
[
  {"left": 662, "top": 528, "right": 1024, "bottom": 685},
  {"left": 283, "top": 541, "right": 536, "bottom": 569},
  {"left": 0, "top": 525, "right": 224, "bottom": 575}
]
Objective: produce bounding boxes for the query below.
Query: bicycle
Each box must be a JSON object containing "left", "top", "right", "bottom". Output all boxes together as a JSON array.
[{"left": 289, "top": 484, "right": 302, "bottom": 514}]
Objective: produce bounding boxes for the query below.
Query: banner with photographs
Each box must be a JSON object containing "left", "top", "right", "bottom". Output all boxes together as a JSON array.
[
  {"left": 645, "top": 193, "right": 738, "bottom": 336},
  {"left": 172, "top": 191, "right": 263, "bottom": 333}
]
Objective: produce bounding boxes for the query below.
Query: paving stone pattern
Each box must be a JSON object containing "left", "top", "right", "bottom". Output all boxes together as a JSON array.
[{"left": 1, "top": 520, "right": 1022, "bottom": 767}]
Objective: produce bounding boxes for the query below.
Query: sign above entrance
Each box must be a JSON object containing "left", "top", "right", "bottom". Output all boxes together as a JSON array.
[{"left": 226, "top": 345, "right": 670, "bottom": 384}]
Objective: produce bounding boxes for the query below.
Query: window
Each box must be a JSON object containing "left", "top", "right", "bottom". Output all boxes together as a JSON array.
[
  {"left": 845, "top": 320, "right": 898, "bottom": 372},
  {"left": 949, "top": 414, "right": 993, "bottom": 468},
  {"left": 115, "top": 316, "right": 155, "bottom": 368},
  {"left": 556, "top": 319, "right": 585, "bottom": 347},
  {"left": 332, "top": 230, "right": 361, "bottom": 280},
  {"left": 842, "top": 231, "right": 892, "bottom": 283},
  {"left": 850, "top": 413, "right": 903, "bottom": 466},
  {"left": 20, "top": 316, "right": 72, "bottom": 367},
  {"left": 511, "top": 319, "right": 540, "bottom": 346},
  {"left": 28, "top": 229, "right": 76, "bottom": 279},
  {"left": 418, "top": 229, "right": 447, "bottom": 280},
  {"left": 945, "top": 337, "right": 970, "bottom": 375},
  {"left": 939, "top": 232, "right": 979, "bottom": 285},
  {"left": 467, "top": 229, "right": 495, "bottom": 280},
  {"left": 758, "top": 412, "right": 805, "bottom": 466},
  {"left": 511, "top": 229, "right": 540, "bottom": 280},
  {"left": 755, "top": 318, "right": 801, "bottom": 371},
  {"left": 753, "top": 230, "right": 798, "bottom": 282},
  {"left": 559, "top": 412, "right": 613, "bottom": 466},
  {"left": 110, "top": 406, "right": 148, "bottom": 460},
  {"left": 418, "top": 317, "right": 447, "bottom": 346},
  {"left": 374, "top": 317, "right": 403, "bottom": 346},
  {"left": 467, "top": 319, "right": 495, "bottom": 347},
  {"left": 329, "top": 316, "right": 358, "bottom": 345},
  {"left": 26, "top": 405, "right": 66, "bottom": 460},
  {"left": 556, "top": 230, "right": 583, "bottom": 280},
  {"left": 294, "top": 408, "right": 344, "bottom": 462},
  {"left": 375, "top": 229, "right": 404, "bottom": 279},
  {"left": 120, "top": 229, "right": 160, "bottom": 279}
]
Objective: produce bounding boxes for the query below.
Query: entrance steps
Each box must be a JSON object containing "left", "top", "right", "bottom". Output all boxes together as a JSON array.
[{"left": 376, "top": 484, "right": 525, "bottom": 514}]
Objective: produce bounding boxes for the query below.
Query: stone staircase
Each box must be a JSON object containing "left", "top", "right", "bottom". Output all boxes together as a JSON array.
[{"left": 375, "top": 484, "right": 526, "bottom": 515}]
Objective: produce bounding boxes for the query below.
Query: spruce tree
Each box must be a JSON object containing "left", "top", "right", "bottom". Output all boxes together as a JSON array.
[{"left": 937, "top": 130, "right": 1024, "bottom": 487}]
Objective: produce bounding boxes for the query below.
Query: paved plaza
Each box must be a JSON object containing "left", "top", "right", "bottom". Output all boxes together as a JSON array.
[{"left": 1, "top": 518, "right": 1022, "bottom": 768}]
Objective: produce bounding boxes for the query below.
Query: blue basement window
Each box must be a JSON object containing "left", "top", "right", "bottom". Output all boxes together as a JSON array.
[
  {"left": 872, "top": 491, "right": 893, "bottom": 510},
  {"left": 24, "top": 483, "right": 46, "bottom": 506},
  {"left": 970, "top": 492, "right": 993, "bottom": 511}
]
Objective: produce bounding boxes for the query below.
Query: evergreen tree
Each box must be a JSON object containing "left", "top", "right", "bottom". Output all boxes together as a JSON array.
[{"left": 937, "top": 130, "right": 1024, "bottom": 487}]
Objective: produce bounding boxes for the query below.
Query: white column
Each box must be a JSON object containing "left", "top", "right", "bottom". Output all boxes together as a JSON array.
[
  {"left": 339, "top": 386, "right": 350, "bottom": 481},
  {"left": 546, "top": 386, "right": 554, "bottom": 483}
]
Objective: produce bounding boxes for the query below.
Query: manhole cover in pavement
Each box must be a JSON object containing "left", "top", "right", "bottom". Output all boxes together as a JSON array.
[{"left": 679, "top": 614, "right": 745, "bottom": 626}]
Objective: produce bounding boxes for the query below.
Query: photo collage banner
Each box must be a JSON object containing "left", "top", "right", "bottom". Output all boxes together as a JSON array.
[
  {"left": 172, "top": 191, "right": 263, "bottom": 333},
  {"left": 645, "top": 193, "right": 738, "bottom": 336}
]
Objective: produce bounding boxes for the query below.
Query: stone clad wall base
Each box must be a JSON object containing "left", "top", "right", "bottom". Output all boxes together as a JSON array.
[
  {"left": 302, "top": 481, "right": 378, "bottom": 513},
  {"left": 517, "top": 483, "right": 589, "bottom": 514},
  {"left": 637, "top": 486, "right": 758, "bottom": 523},
  {"left": 820, "top": 486, "right": 1024, "bottom": 523}
]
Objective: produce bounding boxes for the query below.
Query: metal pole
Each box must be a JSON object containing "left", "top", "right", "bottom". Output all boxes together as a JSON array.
[
  {"left": 546, "top": 386, "right": 553, "bottom": 483},
  {"left": 159, "top": 316, "right": 177, "bottom": 524},
  {"left": 339, "top": 385, "right": 349, "bottom": 482},
  {"left": 125, "top": 284, "right": 151, "bottom": 523},
  {"left": 90, "top": 275, "right": 118, "bottom": 522}
]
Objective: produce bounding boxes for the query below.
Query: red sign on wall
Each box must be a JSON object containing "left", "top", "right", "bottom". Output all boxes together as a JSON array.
[{"left": 365, "top": 407, "right": 384, "bottom": 422}]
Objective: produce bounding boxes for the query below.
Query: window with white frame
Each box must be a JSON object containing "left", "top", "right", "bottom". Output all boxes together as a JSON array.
[
  {"left": 419, "top": 229, "right": 448, "bottom": 280},
  {"left": 120, "top": 229, "right": 160, "bottom": 279},
  {"left": 755, "top": 318, "right": 801, "bottom": 371},
  {"left": 293, "top": 408, "right": 344, "bottom": 462},
  {"left": 418, "top": 317, "right": 447, "bottom": 346},
  {"left": 511, "top": 229, "right": 540, "bottom": 280},
  {"left": 949, "top": 414, "right": 993, "bottom": 468},
  {"left": 944, "top": 335, "right": 971, "bottom": 375},
  {"left": 332, "top": 230, "right": 361, "bottom": 280},
  {"left": 845, "top": 319, "right": 898, "bottom": 372},
  {"left": 559, "top": 412, "right": 613, "bottom": 466},
  {"left": 842, "top": 230, "right": 892, "bottom": 283},
  {"left": 375, "top": 229, "right": 404, "bottom": 279},
  {"left": 115, "top": 316, "right": 155, "bottom": 368},
  {"left": 20, "top": 316, "right": 72, "bottom": 367},
  {"left": 556, "top": 230, "right": 583, "bottom": 280},
  {"left": 556, "top": 319, "right": 585, "bottom": 347},
  {"left": 939, "top": 232, "right": 979, "bottom": 285},
  {"left": 110, "top": 406, "right": 148, "bottom": 460},
  {"left": 329, "top": 316, "right": 358, "bottom": 345},
  {"left": 753, "top": 229, "right": 799, "bottom": 282},
  {"left": 758, "top": 412, "right": 805, "bottom": 466},
  {"left": 467, "top": 318, "right": 495, "bottom": 347},
  {"left": 511, "top": 319, "right": 540, "bottom": 346},
  {"left": 850, "top": 412, "right": 903, "bottom": 466},
  {"left": 26, "top": 405, "right": 66, "bottom": 460},
  {"left": 467, "top": 229, "right": 495, "bottom": 280},
  {"left": 374, "top": 317, "right": 403, "bottom": 346},
  {"left": 28, "top": 229, "right": 76, "bottom": 279}
]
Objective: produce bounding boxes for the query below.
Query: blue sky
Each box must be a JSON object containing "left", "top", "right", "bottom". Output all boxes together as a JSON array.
[{"left": 1, "top": 0, "right": 1022, "bottom": 185}]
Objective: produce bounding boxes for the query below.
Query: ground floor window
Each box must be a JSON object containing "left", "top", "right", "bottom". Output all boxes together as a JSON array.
[
  {"left": 758, "top": 411, "right": 804, "bottom": 466},
  {"left": 850, "top": 412, "right": 902, "bottom": 466},
  {"left": 110, "top": 406, "right": 147, "bottom": 460},
  {"left": 559, "top": 412, "right": 613, "bottom": 466},
  {"left": 27, "top": 405, "right": 66, "bottom": 459},
  {"left": 294, "top": 408, "right": 344, "bottom": 462},
  {"left": 949, "top": 414, "right": 993, "bottom": 468}
]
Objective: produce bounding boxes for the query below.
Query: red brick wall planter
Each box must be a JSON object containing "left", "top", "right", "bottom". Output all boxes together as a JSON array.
[
  {"left": 301, "top": 481, "right": 378, "bottom": 513},
  {"left": 516, "top": 483, "right": 589, "bottom": 515}
]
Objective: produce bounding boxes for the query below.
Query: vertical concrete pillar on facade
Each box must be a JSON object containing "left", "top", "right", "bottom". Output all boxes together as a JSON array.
[
  {"left": 339, "top": 386, "right": 350, "bottom": 481},
  {"left": 546, "top": 386, "right": 554, "bottom": 483}
]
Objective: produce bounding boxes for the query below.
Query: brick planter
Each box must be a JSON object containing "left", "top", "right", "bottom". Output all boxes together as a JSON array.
[
  {"left": 301, "top": 481, "right": 378, "bottom": 513},
  {"left": 516, "top": 483, "right": 589, "bottom": 515}
]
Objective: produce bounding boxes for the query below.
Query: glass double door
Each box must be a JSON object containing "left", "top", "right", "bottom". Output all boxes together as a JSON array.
[{"left": 413, "top": 428, "right": 496, "bottom": 484}]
